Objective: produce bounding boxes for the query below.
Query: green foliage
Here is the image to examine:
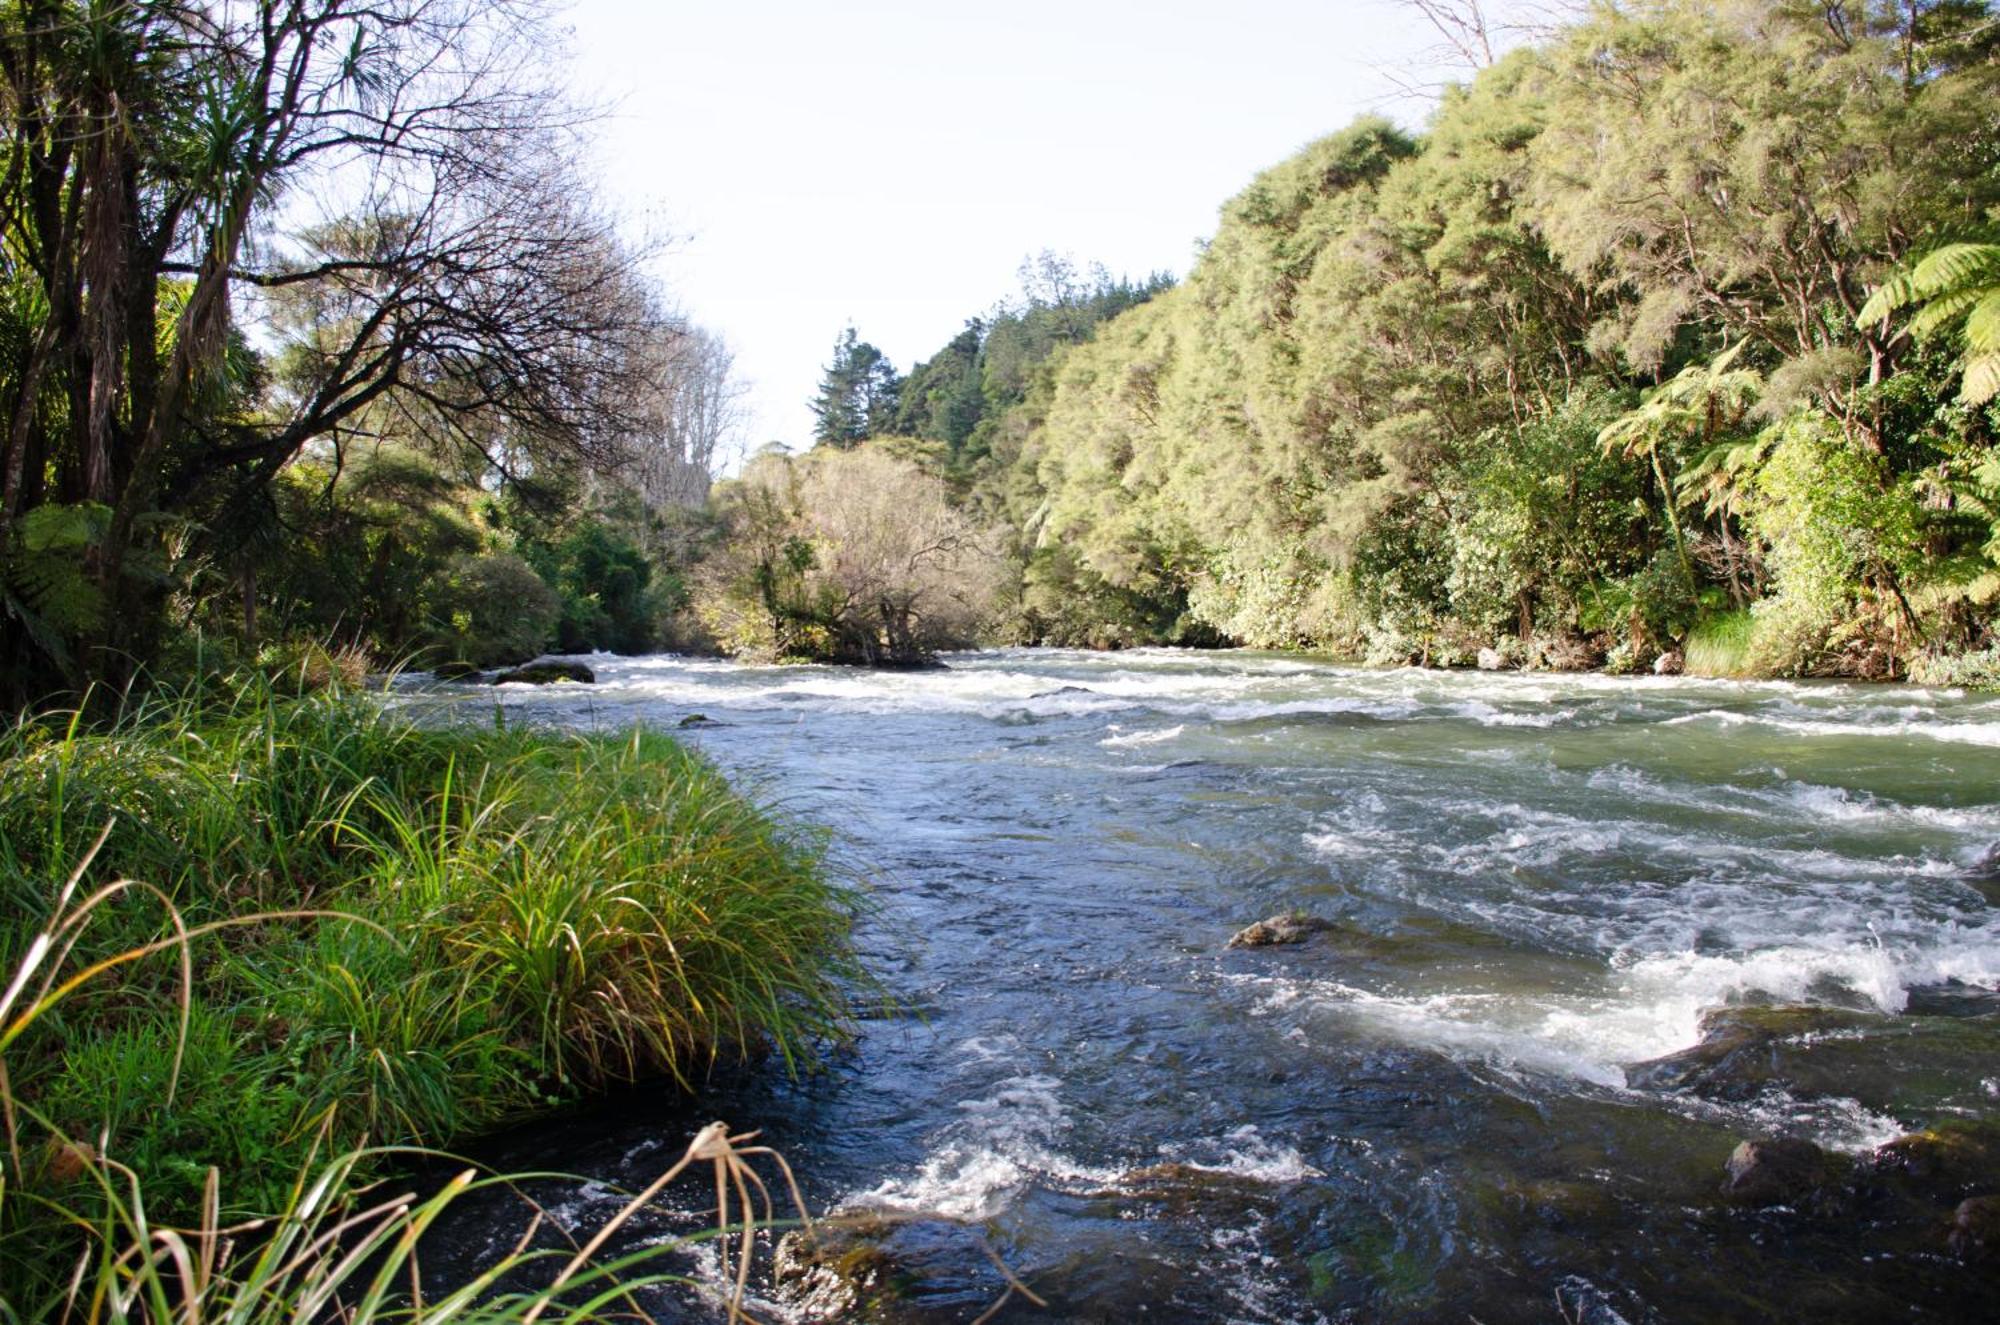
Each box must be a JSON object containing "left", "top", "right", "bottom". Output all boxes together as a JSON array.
[
  {"left": 1745, "top": 413, "right": 1926, "bottom": 674},
  {"left": 1683, "top": 610, "right": 1758, "bottom": 678},
  {"left": 0, "top": 679, "right": 859, "bottom": 1263},
  {"left": 926, "top": 0, "right": 2000, "bottom": 678},
  {"left": 431, "top": 553, "right": 563, "bottom": 668},
  {"left": 1862, "top": 241, "right": 2000, "bottom": 403},
  {"left": 809, "top": 326, "right": 903, "bottom": 447}
]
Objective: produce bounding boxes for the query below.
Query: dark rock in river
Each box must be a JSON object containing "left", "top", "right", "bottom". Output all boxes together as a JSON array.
[
  {"left": 1873, "top": 1120, "right": 2000, "bottom": 1204},
  {"left": 1722, "top": 1136, "right": 1839, "bottom": 1207},
  {"left": 431, "top": 659, "right": 483, "bottom": 681},
  {"left": 773, "top": 1217, "right": 898, "bottom": 1321},
  {"left": 1623, "top": 1005, "right": 1873, "bottom": 1098},
  {"left": 1554, "top": 1274, "right": 1637, "bottom": 1325},
  {"left": 1228, "top": 912, "right": 1336, "bottom": 948},
  {"left": 678, "top": 713, "right": 720, "bottom": 727},
  {"left": 1948, "top": 1195, "right": 2000, "bottom": 1262},
  {"left": 492, "top": 660, "right": 594, "bottom": 685}
]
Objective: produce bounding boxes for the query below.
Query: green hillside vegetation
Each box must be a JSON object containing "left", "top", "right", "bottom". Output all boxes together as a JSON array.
[{"left": 853, "top": 0, "right": 2000, "bottom": 681}]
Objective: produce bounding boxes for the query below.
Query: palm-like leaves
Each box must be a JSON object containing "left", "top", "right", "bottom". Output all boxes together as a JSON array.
[{"left": 1859, "top": 242, "right": 2000, "bottom": 404}]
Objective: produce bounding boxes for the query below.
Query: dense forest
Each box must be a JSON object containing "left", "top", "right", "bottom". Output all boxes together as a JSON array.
[
  {"left": 5, "top": 0, "right": 1999, "bottom": 701},
  {"left": 718, "top": 0, "right": 2000, "bottom": 682}
]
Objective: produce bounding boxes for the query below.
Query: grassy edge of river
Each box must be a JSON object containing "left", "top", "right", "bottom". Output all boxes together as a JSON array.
[{"left": 0, "top": 671, "right": 862, "bottom": 1318}]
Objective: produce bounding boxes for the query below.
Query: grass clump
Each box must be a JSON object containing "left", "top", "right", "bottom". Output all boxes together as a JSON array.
[
  {"left": 1682, "top": 610, "right": 1757, "bottom": 678},
  {"left": 0, "top": 676, "right": 860, "bottom": 1301}
]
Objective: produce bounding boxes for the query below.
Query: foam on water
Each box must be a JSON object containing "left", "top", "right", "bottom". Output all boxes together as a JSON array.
[
  {"left": 1101, "top": 723, "right": 1186, "bottom": 748},
  {"left": 1157, "top": 1124, "right": 1324, "bottom": 1183},
  {"left": 847, "top": 1071, "right": 1120, "bottom": 1221}
]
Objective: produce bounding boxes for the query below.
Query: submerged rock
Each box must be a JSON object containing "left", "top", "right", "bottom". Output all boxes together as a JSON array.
[
  {"left": 1623, "top": 1005, "right": 1873, "bottom": 1098},
  {"left": 1948, "top": 1195, "right": 2000, "bottom": 1262},
  {"left": 1722, "top": 1136, "right": 1839, "bottom": 1207},
  {"left": 1555, "top": 1275, "right": 1636, "bottom": 1325},
  {"left": 492, "top": 660, "right": 594, "bottom": 685},
  {"left": 772, "top": 1217, "right": 899, "bottom": 1321},
  {"left": 1872, "top": 1121, "right": 2000, "bottom": 1203},
  {"left": 678, "top": 713, "right": 720, "bottom": 727},
  {"left": 432, "top": 659, "right": 483, "bottom": 681},
  {"left": 1228, "top": 912, "right": 1335, "bottom": 948}
]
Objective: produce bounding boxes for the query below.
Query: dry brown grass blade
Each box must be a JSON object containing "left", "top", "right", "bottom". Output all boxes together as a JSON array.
[
  {"left": 966, "top": 1238, "right": 1050, "bottom": 1325},
  {"left": 520, "top": 1120, "right": 809, "bottom": 1325}
]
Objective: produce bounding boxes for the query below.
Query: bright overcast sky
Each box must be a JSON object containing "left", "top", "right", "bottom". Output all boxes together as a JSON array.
[{"left": 561, "top": 0, "right": 1456, "bottom": 458}]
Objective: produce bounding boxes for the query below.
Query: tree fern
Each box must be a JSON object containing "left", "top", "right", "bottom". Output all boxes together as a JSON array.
[
  {"left": 1860, "top": 241, "right": 2000, "bottom": 404},
  {"left": 2, "top": 503, "right": 113, "bottom": 639}
]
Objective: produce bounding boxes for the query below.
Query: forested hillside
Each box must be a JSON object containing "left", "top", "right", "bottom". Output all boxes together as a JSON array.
[{"left": 938, "top": 0, "right": 2000, "bottom": 681}]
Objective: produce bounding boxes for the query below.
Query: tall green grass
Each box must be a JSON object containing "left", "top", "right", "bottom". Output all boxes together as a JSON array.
[
  {"left": 0, "top": 841, "right": 817, "bottom": 1325},
  {"left": 1681, "top": 609, "right": 1757, "bottom": 678},
  {"left": 0, "top": 675, "right": 860, "bottom": 1301}
]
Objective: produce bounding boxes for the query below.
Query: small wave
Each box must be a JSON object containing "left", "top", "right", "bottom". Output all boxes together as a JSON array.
[
  {"left": 1157, "top": 1125, "right": 1323, "bottom": 1183},
  {"left": 847, "top": 1073, "right": 1119, "bottom": 1222},
  {"left": 1101, "top": 723, "right": 1187, "bottom": 748},
  {"left": 1664, "top": 709, "right": 2000, "bottom": 748}
]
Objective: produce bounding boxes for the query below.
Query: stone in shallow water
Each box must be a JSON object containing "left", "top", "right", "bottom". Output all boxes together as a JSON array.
[
  {"left": 773, "top": 1217, "right": 898, "bottom": 1321},
  {"left": 491, "top": 660, "right": 594, "bottom": 685},
  {"left": 1722, "top": 1136, "right": 1838, "bottom": 1206},
  {"left": 1227, "top": 913, "right": 1335, "bottom": 948},
  {"left": 1872, "top": 1121, "right": 2000, "bottom": 1204}
]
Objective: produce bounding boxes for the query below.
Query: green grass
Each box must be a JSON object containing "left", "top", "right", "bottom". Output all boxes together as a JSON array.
[
  {"left": 1682, "top": 609, "right": 1757, "bottom": 678},
  {"left": 0, "top": 673, "right": 860, "bottom": 1308}
]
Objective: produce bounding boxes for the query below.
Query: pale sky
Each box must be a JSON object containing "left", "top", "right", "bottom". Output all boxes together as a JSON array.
[{"left": 561, "top": 0, "right": 1457, "bottom": 458}]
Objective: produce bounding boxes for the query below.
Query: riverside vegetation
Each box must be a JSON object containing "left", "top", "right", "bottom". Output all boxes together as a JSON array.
[
  {"left": 717, "top": 0, "right": 2000, "bottom": 679},
  {"left": 0, "top": 668, "right": 860, "bottom": 1315}
]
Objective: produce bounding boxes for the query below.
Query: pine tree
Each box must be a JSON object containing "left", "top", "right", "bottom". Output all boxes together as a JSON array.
[{"left": 809, "top": 327, "right": 903, "bottom": 447}]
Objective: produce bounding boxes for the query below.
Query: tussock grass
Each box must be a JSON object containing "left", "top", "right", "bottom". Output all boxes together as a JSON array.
[
  {"left": 0, "top": 843, "right": 819, "bottom": 1325},
  {"left": 1682, "top": 610, "right": 1757, "bottom": 678},
  {"left": 0, "top": 675, "right": 860, "bottom": 1301}
]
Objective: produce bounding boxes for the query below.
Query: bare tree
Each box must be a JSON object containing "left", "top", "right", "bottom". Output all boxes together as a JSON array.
[
  {"left": 1369, "top": 0, "right": 1578, "bottom": 101},
  {"left": 623, "top": 325, "right": 743, "bottom": 511}
]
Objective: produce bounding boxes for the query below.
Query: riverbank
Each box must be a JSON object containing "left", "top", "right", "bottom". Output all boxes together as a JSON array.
[{"left": 0, "top": 674, "right": 860, "bottom": 1311}]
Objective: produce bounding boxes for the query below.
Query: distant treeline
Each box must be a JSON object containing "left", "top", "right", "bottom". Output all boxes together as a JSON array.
[{"left": 765, "top": 0, "right": 2000, "bottom": 682}]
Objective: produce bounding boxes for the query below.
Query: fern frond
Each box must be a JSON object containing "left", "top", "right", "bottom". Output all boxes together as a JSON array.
[
  {"left": 1910, "top": 242, "right": 2000, "bottom": 295},
  {"left": 1906, "top": 288, "right": 1985, "bottom": 340},
  {"left": 1962, "top": 353, "right": 2000, "bottom": 406},
  {"left": 1962, "top": 291, "right": 2000, "bottom": 356},
  {"left": 1858, "top": 270, "right": 1917, "bottom": 326}
]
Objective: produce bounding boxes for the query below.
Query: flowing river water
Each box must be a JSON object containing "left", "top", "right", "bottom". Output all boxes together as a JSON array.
[{"left": 422, "top": 649, "right": 2000, "bottom": 1323}]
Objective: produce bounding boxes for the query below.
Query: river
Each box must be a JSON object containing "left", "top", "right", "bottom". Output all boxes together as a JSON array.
[{"left": 423, "top": 648, "right": 2000, "bottom": 1323}]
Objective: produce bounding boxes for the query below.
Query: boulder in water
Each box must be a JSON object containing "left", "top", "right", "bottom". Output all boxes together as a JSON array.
[
  {"left": 1873, "top": 1121, "right": 2000, "bottom": 1204},
  {"left": 1555, "top": 1275, "right": 1636, "bottom": 1325},
  {"left": 1228, "top": 912, "right": 1335, "bottom": 948},
  {"left": 773, "top": 1217, "right": 897, "bottom": 1321},
  {"left": 432, "top": 659, "right": 483, "bottom": 682},
  {"left": 678, "top": 713, "right": 720, "bottom": 727},
  {"left": 1722, "top": 1136, "right": 1838, "bottom": 1206},
  {"left": 1652, "top": 650, "right": 1684, "bottom": 676},
  {"left": 1623, "top": 1005, "right": 1874, "bottom": 1098},
  {"left": 492, "top": 660, "right": 594, "bottom": 685},
  {"left": 1476, "top": 646, "right": 1510, "bottom": 671}
]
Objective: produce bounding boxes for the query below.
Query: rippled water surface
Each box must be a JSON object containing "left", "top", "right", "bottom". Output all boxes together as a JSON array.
[{"left": 424, "top": 650, "right": 2000, "bottom": 1322}]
